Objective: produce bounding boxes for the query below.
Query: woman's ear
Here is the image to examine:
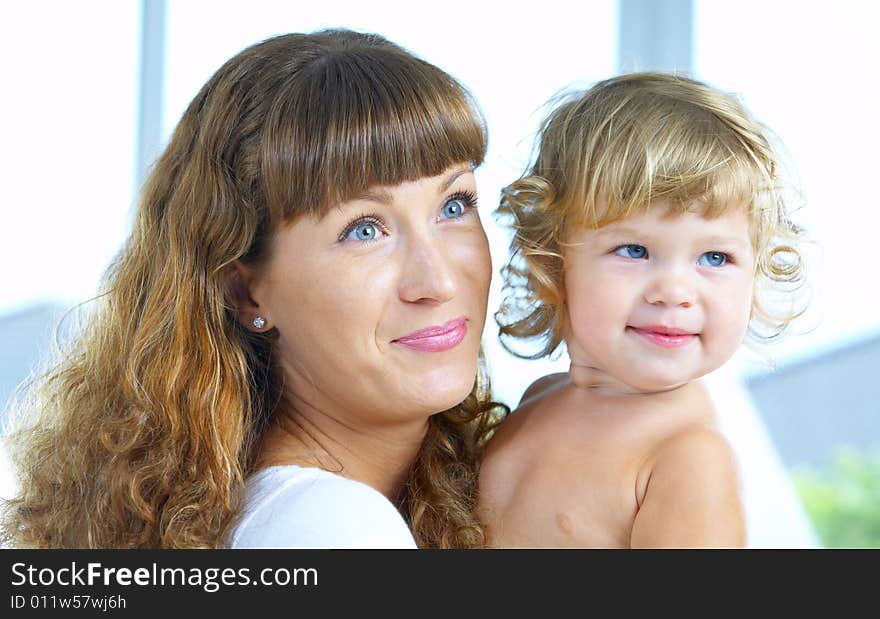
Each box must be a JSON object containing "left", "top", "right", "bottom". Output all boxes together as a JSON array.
[{"left": 228, "top": 261, "right": 272, "bottom": 332}]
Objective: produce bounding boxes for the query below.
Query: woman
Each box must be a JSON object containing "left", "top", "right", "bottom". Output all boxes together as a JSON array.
[{"left": 1, "top": 29, "right": 505, "bottom": 549}]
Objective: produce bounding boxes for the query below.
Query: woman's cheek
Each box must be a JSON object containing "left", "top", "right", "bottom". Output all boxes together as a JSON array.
[{"left": 456, "top": 229, "right": 492, "bottom": 289}]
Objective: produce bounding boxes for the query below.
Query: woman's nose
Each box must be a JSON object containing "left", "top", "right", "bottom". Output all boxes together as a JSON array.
[
  {"left": 644, "top": 263, "right": 696, "bottom": 308},
  {"left": 398, "top": 235, "right": 456, "bottom": 305}
]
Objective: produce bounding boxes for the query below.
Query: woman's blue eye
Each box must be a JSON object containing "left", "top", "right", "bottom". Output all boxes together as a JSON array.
[
  {"left": 699, "top": 251, "right": 728, "bottom": 267},
  {"left": 344, "top": 221, "right": 380, "bottom": 242},
  {"left": 441, "top": 198, "right": 467, "bottom": 219},
  {"left": 614, "top": 244, "right": 648, "bottom": 259}
]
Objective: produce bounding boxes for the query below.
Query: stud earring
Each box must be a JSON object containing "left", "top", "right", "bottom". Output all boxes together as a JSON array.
[{"left": 252, "top": 316, "right": 266, "bottom": 329}]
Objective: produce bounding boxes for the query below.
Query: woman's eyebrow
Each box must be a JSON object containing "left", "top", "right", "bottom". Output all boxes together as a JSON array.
[
  {"left": 356, "top": 189, "right": 393, "bottom": 205},
  {"left": 439, "top": 166, "right": 473, "bottom": 193},
  {"left": 350, "top": 166, "right": 474, "bottom": 206}
]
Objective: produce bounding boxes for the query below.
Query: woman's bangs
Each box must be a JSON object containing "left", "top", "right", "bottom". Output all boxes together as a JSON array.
[{"left": 262, "top": 54, "right": 486, "bottom": 221}]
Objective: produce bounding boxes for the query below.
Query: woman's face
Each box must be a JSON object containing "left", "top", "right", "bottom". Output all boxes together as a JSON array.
[{"left": 245, "top": 163, "right": 491, "bottom": 426}]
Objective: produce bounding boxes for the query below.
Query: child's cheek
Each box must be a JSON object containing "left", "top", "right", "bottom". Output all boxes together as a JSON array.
[{"left": 710, "top": 275, "right": 754, "bottom": 352}]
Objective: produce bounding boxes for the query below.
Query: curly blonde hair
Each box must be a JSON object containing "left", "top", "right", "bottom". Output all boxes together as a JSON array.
[
  {"left": 496, "top": 72, "right": 806, "bottom": 358},
  {"left": 2, "top": 30, "right": 505, "bottom": 549}
]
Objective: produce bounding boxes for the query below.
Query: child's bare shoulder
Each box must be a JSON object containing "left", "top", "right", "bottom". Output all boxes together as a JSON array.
[
  {"left": 658, "top": 423, "right": 735, "bottom": 456},
  {"left": 482, "top": 373, "right": 571, "bottom": 464},
  {"left": 631, "top": 424, "right": 745, "bottom": 547},
  {"left": 648, "top": 424, "right": 739, "bottom": 487}
]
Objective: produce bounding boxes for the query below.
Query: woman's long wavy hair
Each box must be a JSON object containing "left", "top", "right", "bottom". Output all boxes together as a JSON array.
[
  {"left": 497, "top": 72, "right": 808, "bottom": 359},
  {"left": 1, "top": 29, "right": 505, "bottom": 549}
]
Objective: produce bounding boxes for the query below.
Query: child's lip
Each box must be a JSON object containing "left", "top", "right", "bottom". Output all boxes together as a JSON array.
[
  {"left": 631, "top": 325, "right": 697, "bottom": 336},
  {"left": 628, "top": 326, "right": 698, "bottom": 349}
]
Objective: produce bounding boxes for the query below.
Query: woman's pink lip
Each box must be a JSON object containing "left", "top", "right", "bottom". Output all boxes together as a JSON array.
[
  {"left": 393, "top": 317, "right": 468, "bottom": 352},
  {"left": 629, "top": 326, "right": 698, "bottom": 349}
]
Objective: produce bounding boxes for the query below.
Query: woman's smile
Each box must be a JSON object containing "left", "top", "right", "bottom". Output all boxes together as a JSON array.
[{"left": 392, "top": 316, "right": 469, "bottom": 352}]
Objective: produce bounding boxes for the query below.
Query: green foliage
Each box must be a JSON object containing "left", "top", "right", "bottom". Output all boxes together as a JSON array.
[{"left": 793, "top": 446, "right": 880, "bottom": 549}]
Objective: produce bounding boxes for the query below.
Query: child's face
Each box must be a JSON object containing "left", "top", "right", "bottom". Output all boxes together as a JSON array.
[{"left": 562, "top": 202, "right": 756, "bottom": 393}]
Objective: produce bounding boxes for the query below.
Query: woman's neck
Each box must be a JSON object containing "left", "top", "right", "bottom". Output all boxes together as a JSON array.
[{"left": 255, "top": 392, "right": 429, "bottom": 501}]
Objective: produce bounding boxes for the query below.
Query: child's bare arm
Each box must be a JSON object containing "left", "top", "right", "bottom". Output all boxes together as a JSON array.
[{"left": 629, "top": 426, "right": 746, "bottom": 548}]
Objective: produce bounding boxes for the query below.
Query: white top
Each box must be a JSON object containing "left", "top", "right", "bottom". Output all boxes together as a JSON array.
[{"left": 228, "top": 464, "right": 418, "bottom": 549}]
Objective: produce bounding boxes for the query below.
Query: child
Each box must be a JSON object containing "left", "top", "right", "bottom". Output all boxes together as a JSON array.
[{"left": 478, "top": 73, "right": 806, "bottom": 548}]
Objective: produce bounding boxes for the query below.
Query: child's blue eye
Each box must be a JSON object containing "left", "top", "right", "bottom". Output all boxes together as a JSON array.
[
  {"left": 614, "top": 244, "right": 648, "bottom": 259},
  {"left": 698, "top": 251, "right": 728, "bottom": 267}
]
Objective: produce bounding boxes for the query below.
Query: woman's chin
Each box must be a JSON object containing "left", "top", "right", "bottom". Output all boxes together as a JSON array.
[{"left": 407, "top": 364, "right": 478, "bottom": 413}]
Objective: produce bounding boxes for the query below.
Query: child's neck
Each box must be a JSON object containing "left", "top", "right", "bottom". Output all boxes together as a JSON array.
[{"left": 568, "top": 361, "right": 690, "bottom": 397}]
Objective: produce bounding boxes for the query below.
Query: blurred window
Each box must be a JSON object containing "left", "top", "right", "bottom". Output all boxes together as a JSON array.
[
  {"left": 695, "top": 0, "right": 880, "bottom": 365},
  {"left": 0, "top": 2, "right": 140, "bottom": 313}
]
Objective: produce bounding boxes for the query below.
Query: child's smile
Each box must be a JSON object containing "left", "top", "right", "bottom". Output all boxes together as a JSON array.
[{"left": 627, "top": 325, "right": 699, "bottom": 349}]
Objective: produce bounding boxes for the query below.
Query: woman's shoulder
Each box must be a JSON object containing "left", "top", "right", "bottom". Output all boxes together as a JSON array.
[{"left": 228, "top": 465, "right": 417, "bottom": 549}]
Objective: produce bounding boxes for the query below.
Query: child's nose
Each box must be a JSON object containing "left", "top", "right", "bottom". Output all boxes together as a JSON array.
[{"left": 644, "top": 265, "right": 696, "bottom": 308}]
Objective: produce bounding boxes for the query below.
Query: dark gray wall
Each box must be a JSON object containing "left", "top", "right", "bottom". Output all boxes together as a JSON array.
[{"left": 747, "top": 335, "right": 880, "bottom": 469}]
